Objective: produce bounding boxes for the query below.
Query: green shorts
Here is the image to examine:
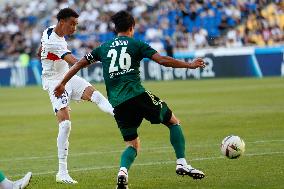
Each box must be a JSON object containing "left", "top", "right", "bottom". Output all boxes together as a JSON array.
[{"left": 113, "top": 91, "right": 172, "bottom": 141}]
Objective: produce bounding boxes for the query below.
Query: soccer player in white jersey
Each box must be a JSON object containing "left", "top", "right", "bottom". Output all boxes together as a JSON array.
[
  {"left": 38, "top": 8, "right": 114, "bottom": 184},
  {"left": 0, "top": 171, "right": 32, "bottom": 189}
]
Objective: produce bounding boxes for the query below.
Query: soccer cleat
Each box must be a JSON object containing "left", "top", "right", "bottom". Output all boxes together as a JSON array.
[
  {"left": 56, "top": 172, "right": 78, "bottom": 184},
  {"left": 176, "top": 164, "right": 205, "bottom": 180},
  {"left": 13, "top": 172, "right": 32, "bottom": 189},
  {"left": 116, "top": 170, "right": 128, "bottom": 189}
]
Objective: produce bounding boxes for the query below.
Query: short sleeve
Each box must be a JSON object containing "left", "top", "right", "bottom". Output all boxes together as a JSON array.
[
  {"left": 47, "top": 42, "right": 71, "bottom": 59},
  {"left": 84, "top": 47, "right": 101, "bottom": 64},
  {"left": 139, "top": 41, "right": 157, "bottom": 59}
]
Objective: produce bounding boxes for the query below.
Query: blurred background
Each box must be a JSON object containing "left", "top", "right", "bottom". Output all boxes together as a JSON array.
[{"left": 0, "top": 0, "right": 283, "bottom": 86}]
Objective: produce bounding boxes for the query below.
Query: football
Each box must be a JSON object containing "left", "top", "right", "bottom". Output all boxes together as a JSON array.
[{"left": 221, "top": 135, "right": 245, "bottom": 159}]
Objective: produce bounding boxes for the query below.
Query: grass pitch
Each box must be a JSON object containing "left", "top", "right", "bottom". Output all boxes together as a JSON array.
[{"left": 0, "top": 77, "right": 283, "bottom": 189}]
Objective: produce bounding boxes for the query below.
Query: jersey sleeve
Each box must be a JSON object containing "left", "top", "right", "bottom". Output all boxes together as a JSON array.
[
  {"left": 84, "top": 47, "right": 101, "bottom": 64},
  {"left": 139, "top": 41, "right": 157, "bottom": 59},
  {"left": 49, "top": 43, "right": 71, "bottom": 59}
]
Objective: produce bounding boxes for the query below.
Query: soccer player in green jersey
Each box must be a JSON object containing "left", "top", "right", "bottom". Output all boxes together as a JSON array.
[
  {"left": 54, "top": 10, "right": 206, "bottom": 189},
  {"left": 0, "top": 171, "right": 32, "bottom": 189}
]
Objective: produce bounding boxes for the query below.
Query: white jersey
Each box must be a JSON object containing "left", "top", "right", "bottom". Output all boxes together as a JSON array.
[
  {"left": 40, "top": 26, "right": 92, "bottom": 112},
  {"left": 40, "top": 25, "right": 71, "bottom": 82}
]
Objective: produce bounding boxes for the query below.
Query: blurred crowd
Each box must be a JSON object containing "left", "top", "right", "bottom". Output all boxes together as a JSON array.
[{"left": 0, "top": 0, "right": 283, "bottom": 62}]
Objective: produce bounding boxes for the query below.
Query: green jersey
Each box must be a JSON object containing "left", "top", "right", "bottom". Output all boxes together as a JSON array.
[{"left": 85, "top": 36, "right": 157, "bottom": 107}]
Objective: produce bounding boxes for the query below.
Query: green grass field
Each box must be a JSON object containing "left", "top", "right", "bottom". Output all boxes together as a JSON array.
[{"left": 0, "top": 77, "right": 284, "bottom": 189}]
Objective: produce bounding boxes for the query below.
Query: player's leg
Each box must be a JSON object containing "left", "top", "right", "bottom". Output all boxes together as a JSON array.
[
  {"left": 12, "top": 172, "right": 32, "bottom": 189},
  {"left": 142, "top": 90, "right": 184, "bottom": 159},
  {"left": 164, "top": 113, "right": 186, "bottom": 163},
  {"left": 121, "top": 138, "right": 140, "bottom": 169},
  {"left": 0, "top": 171, "right": 13, "bottom": 189},
  {"left": 0, "top": 171, "right": 5, "bottom": 183},
  {"left": 48, "top": 82, "right": 77, "bottom": 184},
  {"left": 143, "top": 91, "right": 204, "bottom": 179},
  {"left": 114, "top": 98, "right": 143, "bottom": 189},
  {"left": 164, "top": 113, "right": 205, "bottom": 179},
  {"left": 55, "top": 107, "right": 78, "bottom": 184},
  {"left": 117, "top": 137, "right": 140, "bottom": 189},
  {"left": 81, "top": 86, "right": 114, "bottom": 116},
  {"left": 0, "top": 171, "right": 32, "bottom": 189},
  {"left": 68, "top": 75, "right": 113, "bottom": 115}
]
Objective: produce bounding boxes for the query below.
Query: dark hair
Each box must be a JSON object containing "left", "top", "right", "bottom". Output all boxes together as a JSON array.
[
  {"left": 57, "top": 8, "right": 79, "bottom": 21},
  {"left": 111, "top": 11, "right": 135, "bottom": 33}
]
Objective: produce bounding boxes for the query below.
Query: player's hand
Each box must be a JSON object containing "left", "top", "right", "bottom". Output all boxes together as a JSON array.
[
  {"left": 54, "top": 84, "right": 65, "bottom": 98},
  {"left": 190, "top": 58, "right": 206, "bottom": 69}
]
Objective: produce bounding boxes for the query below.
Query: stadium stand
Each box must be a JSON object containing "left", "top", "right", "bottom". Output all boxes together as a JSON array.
[{"left": 0, "top": 0, "right": 283, "bottom": 63}]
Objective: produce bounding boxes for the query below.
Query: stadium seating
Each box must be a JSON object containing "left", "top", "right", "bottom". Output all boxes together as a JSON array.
[{"left": 0, "top": 0, "right": 283, "bottom": 61}]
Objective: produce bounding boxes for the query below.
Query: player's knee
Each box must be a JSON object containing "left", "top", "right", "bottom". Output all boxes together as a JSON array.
[
  {"left": 56, "top": 107, "right": 70, "bottom": 122},
  {"left": 126, "top": 137, "right": 140, "bottom": 153},
  {"left": 165, "top": 113, "right": 180, "bottom": 126},
  {"left": 82, "top": 86, "right": 95, "bottom": 101}
]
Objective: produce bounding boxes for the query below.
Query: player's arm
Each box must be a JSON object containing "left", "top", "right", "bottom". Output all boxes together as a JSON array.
[
  {"left": 54, "top": 57, "right": 89, "bottom": 97},
  {"left": 151, "top": 53, "right": 206, "bottom": 69},
  {"left": 62, "top": 53, "right": 91, "bottom": 68},
  {"left": 53, "top": 43, "right": 78, "bottom": 65},
  {"left": 62, "top": 53, "right": 78, "bottom": 65}
]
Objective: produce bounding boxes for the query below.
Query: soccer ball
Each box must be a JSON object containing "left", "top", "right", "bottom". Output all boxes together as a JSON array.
[{"left": 221, "top": 135, "right": 245, "bottom": 159}]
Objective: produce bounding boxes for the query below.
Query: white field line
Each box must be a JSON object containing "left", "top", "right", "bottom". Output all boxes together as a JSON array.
[
  {"left": 11, "top": 151, "right": 284, "bottom": 177},
  {"left": 1, "top": 139, "right": 284, "bottom": 162}
]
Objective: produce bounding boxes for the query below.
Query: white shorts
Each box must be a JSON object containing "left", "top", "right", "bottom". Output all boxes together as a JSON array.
[{"left": 43, "top": 75, "right": 92, "bottom": 113}]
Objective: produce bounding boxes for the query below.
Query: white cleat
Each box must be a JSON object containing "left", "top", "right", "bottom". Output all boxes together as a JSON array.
[
  {"left": 56, "top": 173, "right": 78, "bottom": 184},
  {"left": 116, "top": 169, "right": 129, "bottom": 189},
  {"left": 13, "top": 172, "right": 32, "bottom": 189},
  {"left": 176, "top": 164, "right": 205, "bottom": 179}
]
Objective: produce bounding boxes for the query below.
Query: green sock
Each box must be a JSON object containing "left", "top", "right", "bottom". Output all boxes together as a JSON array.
[
  {"left": 169, "top": 124, "right": 185, "bottom": 158},
  {"left": 120, "top": 146, "right": 137, "bottom": 170},
  {"left": 0, "top": 171, "right": 6, "bottom": 182}
]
